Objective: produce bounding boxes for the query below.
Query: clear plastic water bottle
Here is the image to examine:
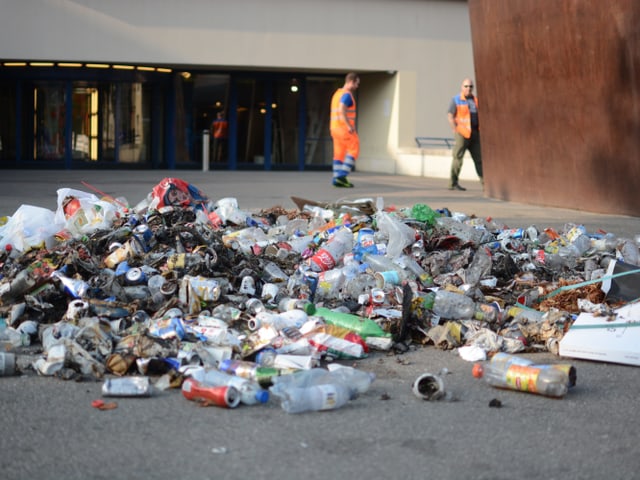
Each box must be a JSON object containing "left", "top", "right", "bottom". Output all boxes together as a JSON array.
[
  {"left": 278, "top": 383, "right": 352, "bottom": 414},
  {"left": 278, "top": 296, "right": 311, "bottom": 312},
  {"left": 326, "top": 364, "right": 376, "bottom": 397},
  {"left": 396, "top": 254, "right": 433, "bottom": 286},
  {"left": 247, "top": 309, "right": 308, "bottom": 331},
  {"left": 423, "top": 290, "right": 476, "bottom": 319},
  {"left": 360, "top": 252, "right": 408, "bottom": 278},
  {"left": 472, "top": 360, "right": 569, "bottom": 398},
  {"left": 270, "top": 365, "right": 375, "bottom": 400}
]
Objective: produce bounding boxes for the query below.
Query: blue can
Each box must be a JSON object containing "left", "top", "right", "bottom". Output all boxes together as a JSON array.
[
  {"left": 126, "top": 267, "right": 147, "bottom": 285},
  {"left": 132, "top": 224, "right": 153, "bottom": 253}
]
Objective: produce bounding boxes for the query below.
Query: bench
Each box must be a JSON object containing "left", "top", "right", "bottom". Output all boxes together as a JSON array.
[{"left": 415, "top": 136, "right": 454, "bottom": 149}]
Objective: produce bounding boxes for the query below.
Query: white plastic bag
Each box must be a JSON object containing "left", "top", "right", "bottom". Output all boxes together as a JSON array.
[
  {"left": 0, "top": 204, "right": 61, "bottom": 252},
  {"left": 55, "top": 188, "right": 121, "bottom": 237}
]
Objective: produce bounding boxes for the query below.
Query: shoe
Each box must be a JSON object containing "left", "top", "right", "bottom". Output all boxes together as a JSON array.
[
  {"left": 448, "top": 184, "right": 466, "bottom": 191},
  {"left": 333, "top": 177, "right": 354, "bottom": 188}
]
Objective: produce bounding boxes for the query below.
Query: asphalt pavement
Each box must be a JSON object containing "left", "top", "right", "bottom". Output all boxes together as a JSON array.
[{"left": 1, "top": 169, "right": 639, "bottom": 480}]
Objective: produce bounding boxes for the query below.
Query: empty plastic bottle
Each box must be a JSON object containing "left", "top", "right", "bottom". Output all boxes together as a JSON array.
[
  {"left": 396, "top": 254, "right": 433, "bottom": 286},
  {"left": 309, "top": 227, "right": 354, "bottom": 272},
  {"left": 278, "top": 296, "right": 312, "bottom": 312},
  {"left": 278, "top": 383, "right": 352, "bottom": 414},
  {"left": 247, "top": 309, "right": 308, "bottom": 331},
  {"left": 270, "top": 366, "right": 375, "bottom": 400},
  {"left": 219, "top": 359, "right": 280, "bottom": 387},
  {"left": 488, "top": 352, "right": 576, "bottom": 387},
  {"left": 305, "top": 304, "right": 391, "bottom": 339},
  {"left": 472, "top": 360, "right": 569, "bottom": 398},
  {"left": 591, "top": 233, "right": 617, "bottom": 252},
  {"left": 421, "top": 290, "right": 476, "bottom": 320},
  {"left": 360, "top": 252, "right": 408, "bottom": 279}
]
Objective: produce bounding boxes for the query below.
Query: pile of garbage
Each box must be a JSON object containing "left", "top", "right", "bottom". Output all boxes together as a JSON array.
[{"left": 0, "top": 177, "right": 637, "bottom": 408}]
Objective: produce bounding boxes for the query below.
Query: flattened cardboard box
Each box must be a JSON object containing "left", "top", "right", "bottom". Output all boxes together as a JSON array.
[{"left": 559, "top": 302, "right": 640, "bottom": 366}]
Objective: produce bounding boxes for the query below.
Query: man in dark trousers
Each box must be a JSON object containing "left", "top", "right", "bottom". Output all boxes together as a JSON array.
[{"left": 447, "top": 78, "right": 483, "bottom": 191}]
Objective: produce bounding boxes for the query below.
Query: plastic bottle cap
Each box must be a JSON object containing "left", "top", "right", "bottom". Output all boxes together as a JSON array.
[
  {"left": 472, "top": 363, "right": 484, "bottom": 378},
  {"left": 303, "top": 303, "right": 317, "bottom": 315}
]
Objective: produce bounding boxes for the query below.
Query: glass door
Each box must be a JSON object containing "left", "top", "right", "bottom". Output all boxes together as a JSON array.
[
  {"left": 34, "top": 84, "right": 66, "bottom": 161},
  {"left": 192, "top": 74, "right": 230, "bottom": 168},
  {"left": 235, "top": 78, "right": 266, "bottom": 168},
  {"left": 271, "top": 77, "right": 301, "bottom": 168},
  {"left": 304, "top": 76, "right": 339, "bottom": 167},
  {"left": 0, "top": 82, "right": 16, "bottom": 163},
  {"left": 71, "top": 85, "right": 98, "bottom": 161}
]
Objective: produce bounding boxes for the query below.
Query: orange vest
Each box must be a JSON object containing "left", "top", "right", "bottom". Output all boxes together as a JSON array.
[
  {"left": 330, "top": 88, "right": 356, "bottom": 132},
  {"left": 212, "top": 119, "right": 228, "bottom": 139},
  {"left": 453, "top": 94, "right": 478, "bottom": 139}
]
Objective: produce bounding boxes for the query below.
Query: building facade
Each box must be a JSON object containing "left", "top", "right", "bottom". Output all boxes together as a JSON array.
[{"left": 0, "top": 0, "right": 474, "bottom": 176}]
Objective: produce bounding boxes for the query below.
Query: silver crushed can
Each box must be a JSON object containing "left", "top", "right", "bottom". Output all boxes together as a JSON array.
[{"left": 102, "top": 376, "right": 152, "bottom": 397}]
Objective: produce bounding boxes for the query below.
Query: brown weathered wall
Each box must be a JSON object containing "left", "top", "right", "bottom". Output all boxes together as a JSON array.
[{"left": 469, "top": 0, "right": 640, "bottom": 216}]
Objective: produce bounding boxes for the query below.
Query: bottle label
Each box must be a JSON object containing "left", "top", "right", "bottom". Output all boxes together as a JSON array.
[
  {"left": 311, "top": 249, "right": 337, "bottom": 271},
  {"left": 316, "top": 384, "right": 340, "bottom": 410},
  {"left": 505, "top": 364, "right": 540, "bottom": 393}
]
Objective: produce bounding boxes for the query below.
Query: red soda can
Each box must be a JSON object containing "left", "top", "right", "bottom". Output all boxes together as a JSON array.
[{"left": 181, "top": 378, "right": 240, "bottom": 408}]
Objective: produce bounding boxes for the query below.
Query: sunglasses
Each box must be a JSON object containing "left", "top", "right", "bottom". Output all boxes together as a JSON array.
[{"left": 463, "top": 85, "right": 474, "bottom": 88}]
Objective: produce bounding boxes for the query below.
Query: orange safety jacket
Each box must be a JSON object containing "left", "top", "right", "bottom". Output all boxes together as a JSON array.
[
  {"left": 453, "top": 94, "right": 478, "bottom": 139},
  {"left": 212, "top": 119, "right": 228, "bottom": 139},
  {"left": 330, "top": 88, "right": 356, "bottom": 133}
]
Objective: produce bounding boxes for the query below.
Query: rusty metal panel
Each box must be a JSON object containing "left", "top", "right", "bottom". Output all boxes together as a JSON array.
[{"left": 469, "top": 0, "right": 640, "bottom": 216}]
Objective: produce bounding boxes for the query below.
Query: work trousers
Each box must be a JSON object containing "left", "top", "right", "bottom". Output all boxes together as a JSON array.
[{"left": 450, "top": 131, "right": 482, "bottom": 187}]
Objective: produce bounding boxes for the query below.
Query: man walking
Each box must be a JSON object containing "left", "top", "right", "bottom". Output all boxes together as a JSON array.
[
  {"left": 330, "top": 72, "right": 360, "bottom": 188},
  {"left": 447, "top": 78, "right": 483, "bottom": 191}
]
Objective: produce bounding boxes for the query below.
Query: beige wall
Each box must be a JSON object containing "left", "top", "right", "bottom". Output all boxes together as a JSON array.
[{"left": 1, "top": 0, "right": 474, "bottom": 176}]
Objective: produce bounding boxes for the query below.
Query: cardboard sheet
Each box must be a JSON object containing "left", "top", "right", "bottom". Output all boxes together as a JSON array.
[{"left": 559, "top": 302, "right": 640, "bottom": 366}]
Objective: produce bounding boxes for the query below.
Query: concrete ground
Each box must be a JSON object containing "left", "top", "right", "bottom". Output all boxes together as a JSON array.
[{"left": 0, "top": 169, "right": 639, "bottom": 480}]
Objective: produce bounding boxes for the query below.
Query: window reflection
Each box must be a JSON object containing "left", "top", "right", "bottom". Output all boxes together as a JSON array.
[
  {"left": 118, "top": 83, "right": 150, "bottom": 164},
  {"left": 34, "top": 84, "right": 66, "bottom": 160},
  {"left": 72, "top": 85, "right": 98, "bottom": 161},
  {"left": 0, "top": 83, "right": 16, "bottom": 161}
]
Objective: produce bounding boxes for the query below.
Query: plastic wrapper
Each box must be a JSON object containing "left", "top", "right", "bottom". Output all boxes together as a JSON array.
[{"left": 0, "top": 204, "right": 61, "bottom": 252}]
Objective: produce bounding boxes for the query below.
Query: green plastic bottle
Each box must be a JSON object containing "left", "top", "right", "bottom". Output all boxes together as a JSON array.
[{"left": 305, "top": 304, "right": 391, "bottom": 339}]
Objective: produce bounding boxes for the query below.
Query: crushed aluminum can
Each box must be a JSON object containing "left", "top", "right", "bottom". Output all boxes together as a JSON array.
[
  {"left": 179, "top": 275, "right": 222, "bottom": 314},
  {"left": 239, "top": 275, "right": 256, "bottom": 295},
  {"left": 181, "top": 378, "right": 240, "bottom": 408},
  {"left": 102, "top": 376, "right": 153, "bottom": 397},
  {"left": 125, "top": 267, "right": 146, "bottom": 285}
]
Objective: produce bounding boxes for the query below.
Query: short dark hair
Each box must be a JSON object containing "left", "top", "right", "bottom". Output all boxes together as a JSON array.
[{"left": 346, "top": 72, "right": 360, "bottom": 83}]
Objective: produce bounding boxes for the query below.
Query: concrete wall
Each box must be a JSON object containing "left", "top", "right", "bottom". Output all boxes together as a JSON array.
[{"left": 0, "top": 0, "right": 475, "bottom": 171}]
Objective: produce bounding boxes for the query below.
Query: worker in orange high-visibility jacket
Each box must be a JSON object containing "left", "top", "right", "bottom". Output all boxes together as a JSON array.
[
  {"left": 211, "top": 111, "right": 228, "bottom": 163},
  {"left": 330, "top": 72, "right": 360, "bottom": 188},
  {"left": 447, "top": 77, "right": 483, "bottom": 191}
]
